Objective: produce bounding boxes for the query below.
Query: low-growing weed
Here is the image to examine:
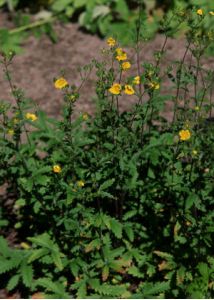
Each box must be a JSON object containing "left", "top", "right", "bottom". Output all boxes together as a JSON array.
[{"left": 0, "top": 7, "right": 214, "bottom": 299}]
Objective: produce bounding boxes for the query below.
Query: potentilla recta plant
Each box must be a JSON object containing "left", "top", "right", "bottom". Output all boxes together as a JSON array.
[{"left": 0, "top": 6, "right": 214, "bottom": 299}]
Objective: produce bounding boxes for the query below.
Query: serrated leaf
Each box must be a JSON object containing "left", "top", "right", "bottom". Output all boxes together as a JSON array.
[
  {"left": 153, "top": 250, "right": 173, "bottom": 260},
  {"left": 28, "top": 248, "right": 49, "bottom": 263},
  {"left": 51, "top": 251, "right": 63, "bottom": 271},
  {"left": 77, "top": 281, "right": 87, "bottom": 299},
  {"left": 96, "top": 284, "right": 127, "bottom": 296},
  {"left": 128, "top": 265, "right": 144, "bottom": 278},
  {"left": 0, "top": 236, "right": 9, "bottom": 257},
  {"left": 185, "top": 193, "right": 200, "bottom": 210},
  {"left": 70, "top": 261, "right": 79, "bottom": 277},
  {"left": 143, "top": 281, "right": 170, "bottom": 297},
  {"left": 28, "top": 233, "right": 54, "bottom": 250},
  {"left": 124, "top": 226, "right": 134, "bottom": 242},
  {"left": 102, "top": 265, "right": 109, "bottom": 282},
  {"left": 123, "top": 210, "right": 137, "bottom": 221},
  {"left": 0, "top": 259, "right": 20, "bottom": 274},
  {"left": 21, "top": 263, "right": 33, "bottom": 288},
  {"left": 6, "top": 274, "right": 20, "bottom": 291},
  {"left": 36, "top": 278, "right": 68, "bottom": 298},
  {"left": 99, "top": 179, "right": 115, "bottom": 191},
  {"left": 110, "top": 218, "right": 122, "bottom": 239},
  {"left": 197, "top": 262, "right": 209, "bottom": 280},
  {"left": 85, "top": 239, "right": 101, "bottom": 253}
]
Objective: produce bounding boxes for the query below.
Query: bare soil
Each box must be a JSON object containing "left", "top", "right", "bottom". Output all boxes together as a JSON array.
[{"left": 1, "top": 12, "right": 213, "bottom": 121}]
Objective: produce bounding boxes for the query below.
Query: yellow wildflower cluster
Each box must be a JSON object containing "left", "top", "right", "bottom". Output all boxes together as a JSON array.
[
  {"left": 133, "top": 76, "right": 140, "bottom": 85},
  {"left": 192, "top": 150, "right": 198, "bottom": 156},
  {"left": 77, "top": 180, "right": 85, "bottom": 187},
  {"left": 54, "top": 77, "right": 68, "bottom": 89},
  {"left": 82, "top": 113, "right": 89, "bottom": 121},
  {"left": 179, "top": 129, "right": 191, "bottom": 141},
  {"left": 197, "top": 9, "right": 203, "bottom": 16},
  {"left": 107, "top": 37, "right": 116, "bottom": 47},
  {"left": 124, "top": 85, "right": 135, "bottom": 95},
  {"left": 25, "top": 113, "right": 37, "bottom": 121},
  {"left": 53, "top": 165, "right": 62, "bottom": 173},
  {"left": 197, "top": 9, "right": 214, "bottom": 16},
  {"left": 149, "top": 82, "right": 160, "bottom": 90},
  {"left": 7, "top": 129, "right": 14, "bottom": 135},
  {"left": 109, "top": 83, "right": 135, "bottom": 95},
  {"left": 121, "top": 61, "right": 131, "bottom": 71},
  {"left": 115, "top": 48, "right": 127, "bottom": 61},
  {"left": 109, "top": 83, "right": 122, "bottom": 95}
]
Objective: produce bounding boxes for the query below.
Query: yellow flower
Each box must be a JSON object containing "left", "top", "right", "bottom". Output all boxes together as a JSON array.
[
  {"left": 121, "top": 61, "right": 131, "bottom": 70},
  {"left": 109, "top": 83, "right": 122, "bottom": 95},
  {"left": 54, "top": 77, "right": 68, "bottom": 89},
  {"left": 133, "top": 76, "right": 140, "bottom": 85},
  {"left": 107, "top": 37, "right": 116, "bottom": 47},
  {"left": 69, "top": 94, "right": 76, "bottom": 102},
  {"left": 82, "top": 113, "right": 89, "bottom": 121},
  {"left": 77, "top": 180, "right": 85, "bottom": 187},
  {"left": 20, "top": 242, "right": 31, "bottom": 249},
  {"left": 149, "top": 82, "right": 160, "bottom": 90},
  {"left": 209, "top": 11, "right": 214, "bottom": 16},
  {"left": 197, "top": 9, "right": 203, "bottom": 16},
  {"left": 124, "top": 85, "right": 135, "bottom": 95},
  {"left": 13, "top": 118, "right": 19, "bottom": 124},
  {"left": 53, "top": 165, "right": 62, "bottom": 173},
  {"left": 194, "top": 106, "right": 200, "bottom": 111},
  {"left": 179, "top": 129, "right": 191, "bottom": 141},
  {"left": 8, "top": 129, "right": 14, "bottom": 135},
  {"left": 192, "top": 150, "right": 198, "bottom": 156},
  {"left": 25, "top": 113, "right": 37, "bottom": 121},
  {"left": 115, "top": 48, "right": 127, "bottom": 61}
]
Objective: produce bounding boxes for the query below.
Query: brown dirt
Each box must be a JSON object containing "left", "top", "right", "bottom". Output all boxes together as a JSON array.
[{"left": 1, "top": 12, "right": 213, "bottom": 121}]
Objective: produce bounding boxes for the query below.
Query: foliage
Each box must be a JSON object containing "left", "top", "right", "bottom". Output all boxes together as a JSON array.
[
  {"left": 0, "top": 8, "right": 214, "bottom": 298},
  {"left": 0, "top": 0, "right": 214, "bottom": 54}
]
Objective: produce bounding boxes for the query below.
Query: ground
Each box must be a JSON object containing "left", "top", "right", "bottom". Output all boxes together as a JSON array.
[{"left": 1, "top": 12, "right": 213, "bottom": 120}]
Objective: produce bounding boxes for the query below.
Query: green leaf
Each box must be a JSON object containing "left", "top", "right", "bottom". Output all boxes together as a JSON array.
[
  {"left": 153, "top": 250, "right": 173, "bottom": 260},
  {"left": 110, "top": 218, "right": 122, "bottom": 239},
  {"left": 115, "top": 0, "right": 130, "bottom": 20},
  {"left": 6, "top": 274, "right": 20, "bottom": 291},
  {"left": 102, "top": 265, "right": 109, "bottom": 282},
  {"left": 85, "top": 239, "right": 101, "bottom": 253},
  {"left": 185, "top": 193, "right": 200, "bottom": 210},
  {"left": 124, "top": 226, "right": 134, "bottom": 242},
  {"left": 36, "top": 278, "right": 69, "bottom": 298},
  {"left": 142, "top": 281, "right": 170, "bottom": 297},
  {"left": 77, "top": 281, "right": 87, "bottom": 299},
  {"left": 51, "top": 251, "right": 63, "bottom": 271},
  {"left": 99, "top": 178, "right": 115, "bottom": 191},
  {"left": 197, "top": 262, "right": 209, "bottom": 280},
  {"left": 28, "top": 248, "right": 49, "bottom": 263},
  {"left": 123, "top": 210, "right": 137, "bottom": 221},
  {"left": 21, "top": 263, "right": 33, "bottom": 288},
  {"left": 0, "top": 236, "right": 9, "bottom": 257},
  {"left": 51, "top": 0, "right": 72, "bottom": 12},
  {"left": 0, "top": 259, "right": 20, "bottom": 274},
  {"left": 28, "top": 233, "right": 55, "bottom": 250},
  {"left": 128, "top": 265, "right": 144, "bottom": 278},
  {"left": 74, "top": 0, "right": 87, "bottom": 8},
  {"left": 92, "top": 5, "right": 110, "bottom": 19}
]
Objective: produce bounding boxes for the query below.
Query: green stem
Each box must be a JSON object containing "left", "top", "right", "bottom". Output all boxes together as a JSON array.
[{"left": 9, "top": 15, "right": 58, "bottom": 35}]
